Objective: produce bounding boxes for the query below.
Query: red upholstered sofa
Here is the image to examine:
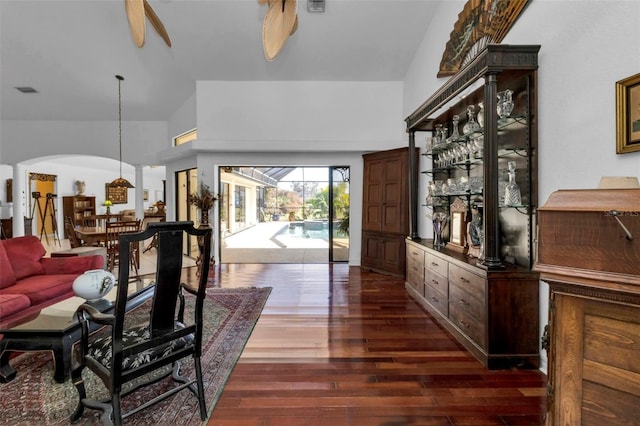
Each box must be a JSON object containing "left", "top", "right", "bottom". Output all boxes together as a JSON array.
[{"left": 0, "top": 236, "right": 104, "bottom": 329}]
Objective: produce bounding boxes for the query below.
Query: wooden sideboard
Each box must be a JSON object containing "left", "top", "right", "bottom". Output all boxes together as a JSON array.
[
  {"left": 535, "top": 188, "right": 640, "bottom": 425},
  {"left": 407, "top": 239, "right": 540, "bottom": 369}
]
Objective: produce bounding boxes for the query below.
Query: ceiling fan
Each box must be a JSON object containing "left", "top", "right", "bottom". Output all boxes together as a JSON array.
[
  {"left": 125, "top": 0, "right": 172, "bottom": 48},
  {"left": 259, "top": 0, "right": 298, "bottom": 61}
]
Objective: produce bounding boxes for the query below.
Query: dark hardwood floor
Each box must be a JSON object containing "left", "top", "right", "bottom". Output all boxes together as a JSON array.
[{"left": 206, "top": 264, "right": 547, "bottom": 426}]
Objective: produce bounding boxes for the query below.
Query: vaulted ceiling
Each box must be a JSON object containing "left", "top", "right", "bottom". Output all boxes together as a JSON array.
[{"left": 1, "top": 0, "right": 445, "bottom": 122}]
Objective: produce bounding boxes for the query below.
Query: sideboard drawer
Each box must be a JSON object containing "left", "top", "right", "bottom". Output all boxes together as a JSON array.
[
  {"left": 407, "top": 250, "right": 424, "bottom": 283},
  {"left": 424, "top": 269, "right": 448, "bottom": 297},
  {"left": 449, "top": 301, "right": 487, "bottom": 348},
  {"left": 449, "top": 281, "right": 485, "bottom": 323},
  {"left": 449, "top": 264, "right": 484, "bottom": 301},
  {"left": 425, "top": 283, "right": 448, "bottom": 316},
  {"left": 407, "top": 246, "right": 425, "bottom": 269},
  {"left": 424, "top": 251, "right": 448, "bottom": 278},
  {"left": 407, "top": 271, "right": 425, "bottom": 296}
]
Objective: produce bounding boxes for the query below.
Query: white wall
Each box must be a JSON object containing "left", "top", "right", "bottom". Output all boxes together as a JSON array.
[
  {"left": 167, "top": 92, "right": 197, "bottom": 144},
  {"left": 1, "top": 120, "right": 168, "bottom": 165},
  {"left": 195, "top": 81, "right": 405, "bottom": 152},
  {"left": 403, "top": 0, "right": 640, "bottom": 373}
]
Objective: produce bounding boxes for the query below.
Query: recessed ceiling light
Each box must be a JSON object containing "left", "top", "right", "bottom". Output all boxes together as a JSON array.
[
  {"left": 15, "top": 86, "right": 38, "bottom": 94},
  {"left": 308, "top": 0, "right": 325, "bottom": 13}
]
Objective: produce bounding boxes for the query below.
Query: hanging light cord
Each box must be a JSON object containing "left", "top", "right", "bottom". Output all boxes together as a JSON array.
[{"left": 116, "top": 75, "right": 124, "bottom": 178}]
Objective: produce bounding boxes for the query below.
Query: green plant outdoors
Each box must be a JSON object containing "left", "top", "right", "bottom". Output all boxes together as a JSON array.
[{"left": 305, "top": 182, "right": 350, "bottom": 236}]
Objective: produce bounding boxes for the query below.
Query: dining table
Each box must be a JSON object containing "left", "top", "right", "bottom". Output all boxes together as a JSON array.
[{"left": 75, "top": 226, "right": 106, "bottom": 246}]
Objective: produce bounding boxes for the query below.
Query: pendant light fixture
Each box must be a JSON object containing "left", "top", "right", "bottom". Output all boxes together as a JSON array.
[{"left": 109, "top": 75, "right": 135, "bottom": 188}]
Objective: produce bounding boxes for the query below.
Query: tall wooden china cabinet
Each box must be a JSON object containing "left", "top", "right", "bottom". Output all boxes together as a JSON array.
[
  {"left": 404, "top": 45, "right": 541, "bottom": 369},
  {"left": 361, "top": 148, "right": 411, "bottom": 277}
]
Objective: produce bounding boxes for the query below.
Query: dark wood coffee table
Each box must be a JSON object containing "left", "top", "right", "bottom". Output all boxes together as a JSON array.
[{"left": 0, "top": 282, "right": 155, "bottom": 383}]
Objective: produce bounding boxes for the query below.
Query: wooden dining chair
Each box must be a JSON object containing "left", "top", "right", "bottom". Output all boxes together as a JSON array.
[
  {"left": 140, "top": 216, "right": 163, "bottom": 253},
  {"left": 71, "top": 221, "right": 212, "bottom": 425},
  {"left": 105, "top": 220, "right": 141, "bottom": 274},
  {"left": 64, "top": 216, "right": 84, "bottom": 248}
]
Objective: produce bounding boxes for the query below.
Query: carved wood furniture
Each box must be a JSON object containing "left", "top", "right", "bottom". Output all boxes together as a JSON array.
[
  {"left": 361, "top": 147, "right": 411, "bottom": 277},
  {"left": 71, "top": 222, "right": 212, "bottom": 425},
  {"left": 404, "top": 45, "right": 541, "bottom": 369},
  {"left": 62, "top": 195, "right": 96, "bottom": 235},
  {"left": 535, "top": 188, "right": 640, "bottom": 425}
]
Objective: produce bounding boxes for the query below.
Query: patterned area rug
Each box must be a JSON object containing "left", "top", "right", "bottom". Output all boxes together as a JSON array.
[{"left": 0, "top": 286, "right": 271, "bottom": 425}]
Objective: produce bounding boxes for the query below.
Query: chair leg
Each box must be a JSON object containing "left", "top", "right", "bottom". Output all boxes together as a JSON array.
[
  {"left": 70, "top": 367, "right": 86, "bottom": 423},
  {"left": 194, "top": 357, "right": 207, "bottom": 420},
  {"left": 82, "top": 398, "right": 115, "bottom": 426},
  {"left": 111, "top": 392, "right": 122, "bottom": 426}
]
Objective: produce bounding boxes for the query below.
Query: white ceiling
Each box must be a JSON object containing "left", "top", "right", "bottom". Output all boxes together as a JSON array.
[{"left": 1, "top": 0, "right": 444, "bottom": 122}]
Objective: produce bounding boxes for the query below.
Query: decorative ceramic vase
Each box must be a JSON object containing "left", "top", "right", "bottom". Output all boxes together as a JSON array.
[
  {"left": 504, "top": 161, "right": 522, "bottom": 206},
  {"left": 73, "top": 269, "right": 116, "bottom": 301},
  {"left": 477, "top": 102, "right": 484, "bottom": 128}
]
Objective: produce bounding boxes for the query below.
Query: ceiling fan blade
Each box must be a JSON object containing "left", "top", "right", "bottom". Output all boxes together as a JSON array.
[
  {"left": 125, "top": 0, "right": 145, "bottom": 47},
  {"left": 144, "top": 0, "right": 172, "bottom": 47},
  {"left": 262, "top": 0, "right": 298, "bottom": 61},
  {"left": 257, "top": 0, "right": 269, "bottom": 4},
  {"left": 290, "top": 14, "right": 298, "bottom": 35}
]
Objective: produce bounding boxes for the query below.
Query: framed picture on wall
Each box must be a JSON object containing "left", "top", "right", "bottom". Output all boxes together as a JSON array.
[
  {"left": 143, "top": 189, "right": 149, "bottom": 201},
  {"left": 105, "top": 184, "right": 128, "bottom": 204},
  {"left": 616, "top": 72, "right": 640, "bottom": 154}
]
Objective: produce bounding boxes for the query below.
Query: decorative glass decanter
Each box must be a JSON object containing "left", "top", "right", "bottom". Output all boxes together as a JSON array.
[
  {"left": 503, "top": 161, "right": 522, "bottom": 206},
  {"left": 449, "top": 115, "right": 461, "bottom": 142},
  {"left": 497, "top": 89, "right": 514, "bottom": 120},
  {"left": 462, "top": 105, "right": 480, "bottom": 135},
  {"left": 433, "top": 124, "right": 443, "bottom": 146}
]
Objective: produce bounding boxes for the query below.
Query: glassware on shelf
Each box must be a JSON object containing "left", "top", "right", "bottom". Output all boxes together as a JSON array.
[
  {"left": 433, "top": 124, "right": 443, "bottom": 146},
  {"left": 503, "top": 161, "right": 522, "bottom": 206},
  {"left": 469, "top": 176, "right": 483, "bottom": 194},
  {"left": 462, "top": 105, "right": 481, "bottom": 135},
  {"left": 449, "top": 115, "right": 461, "bottom": 142},
  {"left": 477, "top": 102, "right": 484, "bottom": 128},
  {"left": 424, "top": 136, "right": 433, "bottom": 152},
  {"left": 468, "top": 136, "right": 484, "bottom": 159},
  {"left": 432, "top": 212, "right": 449, "bottom": 249},
  {"left": 497, "top": 89, "right": 514, "bottom": 120},
  {"left": 432, "top": 180, "right": 443, "bottom": 196},
  {"left": 458, "top": 176, "right": 469, "bottom": 193}
]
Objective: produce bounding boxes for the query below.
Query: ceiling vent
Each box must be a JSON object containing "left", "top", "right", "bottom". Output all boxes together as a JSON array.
[
  {"left": 307, "top": 0, "right": 325, "bottom": 12},
  {"left": 15, "top": 86, "right": 38, "bottom": 93}
]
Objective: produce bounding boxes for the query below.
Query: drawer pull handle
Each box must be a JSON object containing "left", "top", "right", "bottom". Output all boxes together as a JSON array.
[
  {"left": 609, "top": 210, "right": 633, "bottom": 240},
  {"left": 459, "top": 277, "right": 470, "bottom": 283},
  {"left": 459, "top": 299, "right": 469, "bottom": 306},
  {"left": 431, "top": 262, "right": 439, "bottom": 267},
  {"left": 431, "top": 280, "right": 439, "bottom": 286},
  {"left": 459, "top": 320, "right": 469, "bottom": 328},
  {"left": 431, "top": 297, "right": 439, "bottom": 303}
]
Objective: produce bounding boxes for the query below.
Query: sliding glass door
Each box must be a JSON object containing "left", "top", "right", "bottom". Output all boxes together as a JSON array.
[
  {"left": 329, "top": 167, "right": 350, "bottom": 262},
  {"left": 219, "top": 166, "right": 349, "bottom": 264}
]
